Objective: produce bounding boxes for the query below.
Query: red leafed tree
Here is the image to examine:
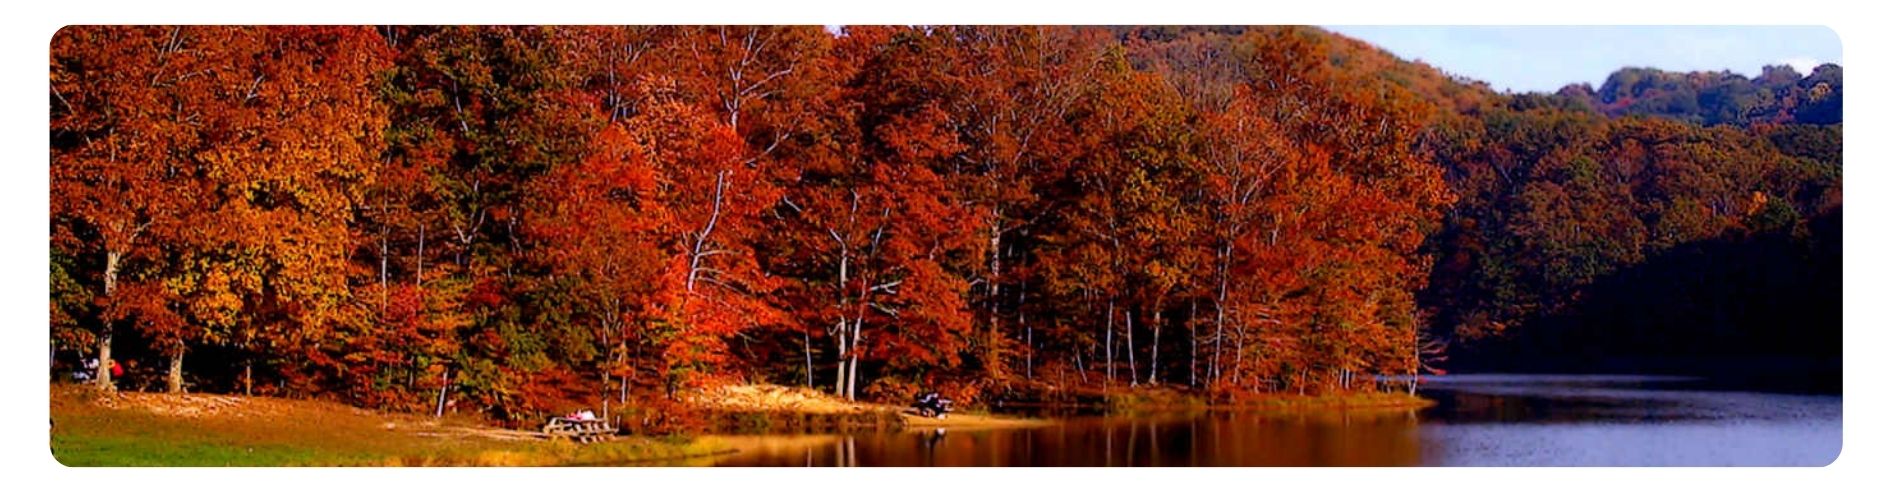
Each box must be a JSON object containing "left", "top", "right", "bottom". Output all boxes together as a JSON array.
[
  {"left": 772, "top": 102, "right": 981, "bottom": 401},
  {"left": 1195, "top": 85, "right": 1332, "bottom": 388},
  {"left": 48, "top": 25, "right": 1835, "bottom": 421},
  {"left": 662, "top": 26, "right": 839, "bottom": 165},
  {"left": 553, "top": 26, "right": 831, "bottom": 392},
  {"left": 644, "top": 28, "right": 835, "bottom": 387},
  {"left": 526, "top": 119, "right": 665, "bottom": 406},
  {"left": 939, "top": 27, "right": 1104, "bottom": 382},
  {"left": 196, "top": 27, "right": 391, "bottom": 396},
  {"left": 627, "top": 83, "right": 781, "bottom": 392},
  {"left": 1223, "top": 28, "right": 1451, "bottom": 391},
  {"left": 527, "top": 70, "right": 777, "bottom": 400},
  {"left": 52, "top": 26, "right": 216, "bottom": 389},
  {"left": 52, "top": 27, "right": 390, "bottom": 392},
  {"left": 836, "top": 27, "right": 1107, "bottom": 382}
]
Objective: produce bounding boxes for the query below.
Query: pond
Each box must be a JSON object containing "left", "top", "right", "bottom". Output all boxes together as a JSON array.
[{"left": 703, "top": 374, "right": 1841, "bottom": 466}]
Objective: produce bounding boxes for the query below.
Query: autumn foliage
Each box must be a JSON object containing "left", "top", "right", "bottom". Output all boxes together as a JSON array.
[{"left": 51, "top": 26, "right": 1841, "bottom": 423}]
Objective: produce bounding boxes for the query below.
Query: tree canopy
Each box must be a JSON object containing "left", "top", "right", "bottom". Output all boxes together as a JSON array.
[{"left": 51, "top": 25, "right": 1841, "bottom": 424}]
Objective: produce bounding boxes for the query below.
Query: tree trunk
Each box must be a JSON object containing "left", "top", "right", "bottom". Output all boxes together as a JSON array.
[
  {"left": 244, "top": 362, "right": 254, "bottom": 396},
  {"left": 833, "top": 326, "right": 848, "bottom": 397},
  {"left": 1126, "top": 310, "right": 1137, "bottom": 387},
  {"left": 167, "top": 350, "right": 184, "bottom": 394},
  {"left": 95, "top": 250, "right": 120, "bottom": 390},
  {"left": 1149, "top": 303, "right": 1162, "bottom": 385},
  {"left": 95, "top": 334, "right": 114, "bottom": 391},
  {"left": 1075, "top": 350, "right": 1088, "bottom": 384},
  {"left": 1212, "top": 247, "right": 1229, "bottom": 384},
  {"left": 846, "top": 316, "right": 864, "bottom": 401},
  {"left": 379, "top": 223, "right": 389, "bottom": 308},
  {"left": 833, "top": 234, "right": 851, "bottom": 397},
  {"left": 1105, "top": 301, "right": 1115, "bottom": 384},
  {"left": 845, "top": 353, "right": 860, "bottom": 401},
  {"left": 1233, "top": 323, "right": 1246, "bottom": 387},
  {"left": 686, "top": 171, "right": 728, "bottom": 293},
  {"left": 599, "top": 323, "right": 614, "bottom": 411},
  {"left": 416, "top": 223, "right": 425, "bottom": 286},
  {"left": 1081, "top": 291, "right": 1094, "bottom": 385},
  {"left": 1188, "top": 300, "right": 1198, "bottom": 388},
  {"left": 1025, "top": 326, "right": 1034, "bottom": 380},
  {"left": 1410, "top": 328, "right": 1420, "bottom": 395},
  {"left": 803, "top": 330, "right": 814, "bottom": 389},
  {"left": 600, "top": 367, "right": 612, "bottom": 409},
  {"left": 1212, "top": 306, "right": 1224, "bottom": 383},
  {"left": 434, "top": 370, "right": 450, "bottom": 418},
  {"left": 616, "top": 338, "right": 629, "bottom": 402},
  {"left": 985, "top": 219, "right": 1003, "bottom": 378},
  {"left": 1020, "top": 285, "right": 1031, "bottom": 380}
]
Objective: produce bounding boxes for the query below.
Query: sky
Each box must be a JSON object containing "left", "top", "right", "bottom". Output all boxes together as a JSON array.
[{"left": 1323, "top": 26, "right": 1842, "bottom": 93}]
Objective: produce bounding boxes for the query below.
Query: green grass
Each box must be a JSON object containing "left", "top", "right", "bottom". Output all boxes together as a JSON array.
[{"left": 50, "top": 386, "right": 730, "bottom": 467}]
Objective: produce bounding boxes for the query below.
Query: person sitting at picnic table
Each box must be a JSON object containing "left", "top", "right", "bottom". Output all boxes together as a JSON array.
[
  {"left": 75, "top": 357, "right": 98, "bottom": 382},
  {"left": 564, "top": 409, "right": 597, "bottom": 421},
  {"left": 914, "top": 391, "right": 952, "bottom": 418}
]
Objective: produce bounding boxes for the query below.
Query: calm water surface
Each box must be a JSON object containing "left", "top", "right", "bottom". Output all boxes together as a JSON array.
[{"left": 702, "top": 375, "right": 1840, "bottom": 466}]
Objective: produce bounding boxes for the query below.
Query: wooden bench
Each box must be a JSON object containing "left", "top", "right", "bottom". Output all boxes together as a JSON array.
[{"left": 541, "top": 418, "right": 618, "bottom": 443}]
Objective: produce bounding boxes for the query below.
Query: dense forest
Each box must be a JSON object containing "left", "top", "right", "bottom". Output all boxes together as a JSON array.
[
  {"left": 49, "top": 26, "right": 1841, "bottom": 424},
  {"left": 1563, "top": 63, "right": 1843, "bottom": 126}
]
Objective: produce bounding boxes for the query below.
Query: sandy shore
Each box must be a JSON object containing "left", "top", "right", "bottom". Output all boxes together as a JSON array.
[{"left": 898, "top": 410, "right": 1053, "bottom": 430}]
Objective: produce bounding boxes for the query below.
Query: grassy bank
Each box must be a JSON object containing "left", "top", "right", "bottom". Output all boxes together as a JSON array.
[
  {"left": 51, "top": 381, "right": 1417, "bottom": 466},
  {"left": 688, "top": 384, "right": 1050, "bottom": 433},
  {"left": 49, "top": 386, "right": 730, "bottom": 466}
]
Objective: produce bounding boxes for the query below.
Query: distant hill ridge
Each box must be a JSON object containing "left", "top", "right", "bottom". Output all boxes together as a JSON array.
[{"left": 1116, "top": 26, "right": 1842, "bottom": 127}]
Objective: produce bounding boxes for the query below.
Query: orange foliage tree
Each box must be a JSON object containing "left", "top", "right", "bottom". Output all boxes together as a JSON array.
[{"left": 49, "top": 25, "right": 1836, "bottom": 421}]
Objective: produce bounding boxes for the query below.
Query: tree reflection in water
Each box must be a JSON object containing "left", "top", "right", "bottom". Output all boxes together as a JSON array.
[{"left": 711, "top": 409, "right": 1425, "bottom": 466}]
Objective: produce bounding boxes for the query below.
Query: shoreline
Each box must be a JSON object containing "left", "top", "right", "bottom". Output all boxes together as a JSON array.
[
  {"left": 51, "top": 383, "right": 1427, "bottom": 466},
  {"left": 896, "top": 410, "right": 1055, "bottom": 430},
  {"left": 687, "top": 384, "right": 1053, "bottom": 433},
  {"left": 49, "top": 385, "right": 731, "bottom": 466},
  {"left": 989, "top": 384, "right": 1437, "bottom": 414}
]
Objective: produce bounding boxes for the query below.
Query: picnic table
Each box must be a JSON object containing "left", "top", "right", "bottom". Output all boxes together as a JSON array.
[{"left": 541, "top": 417, "right": 618, "bottom": 443}]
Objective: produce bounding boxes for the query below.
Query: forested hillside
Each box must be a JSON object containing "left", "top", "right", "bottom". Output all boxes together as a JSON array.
[
  {"left": 1561, "top": 64, "right": 1843, "bottom": 126},
  {"left": 50, "top": 26, "right": 1841, "bottom": 424},
  {"left": 1117, "top": 27, "right": 1842, "bottom": 380}
]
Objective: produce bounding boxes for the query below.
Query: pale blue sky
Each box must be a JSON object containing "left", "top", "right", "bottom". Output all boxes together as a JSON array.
[{"left": 1324, "top": 26, "right": 1843, "bottom": 93}]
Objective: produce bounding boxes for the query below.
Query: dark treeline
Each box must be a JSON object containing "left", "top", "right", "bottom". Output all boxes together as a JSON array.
[
  {"left": 1560, "top": 64, "right": 1843, "bottom": 126},
  {"left": 1423, "top": 78, "right": 1842, "bottom": 384},
  {"left": 49, "top": 26, "right": 1840, "bottom": 424}
]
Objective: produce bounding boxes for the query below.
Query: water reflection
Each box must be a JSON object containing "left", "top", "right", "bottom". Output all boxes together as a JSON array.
[
  {"left": 712, "top": 409, "right": 1426, "bottom": 466},
  {"left": 703, "top": 375, "right": 1840, "bottom": 466}
]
